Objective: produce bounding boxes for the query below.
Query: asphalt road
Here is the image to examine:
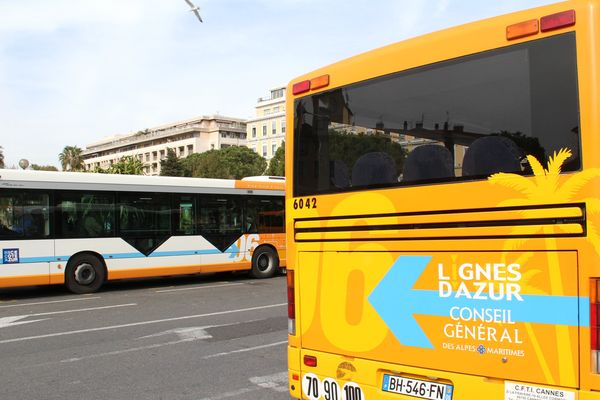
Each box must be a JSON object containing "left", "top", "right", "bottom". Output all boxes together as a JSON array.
[{"left": 0, "top": 274, "right": 289, "bottom": 400}]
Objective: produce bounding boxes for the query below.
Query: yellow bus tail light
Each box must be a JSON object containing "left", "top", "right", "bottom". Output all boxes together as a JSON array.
[
  {"left": 592, "top": 279, "right": 600, "bottom": 373},
  {"left": 293, "top": 75, "right": 330, "bottom": 95},
  {"left": 541, "top": 10, "right": 575, "bottom": 32},
  {"left": 310, "top": 75, "right": 330, "bottom": 90},
  {"left": 288, "top": 270, "right": 296, "bottom": 335},
  {"left": 506, "top": 10, "right": 575, "bottom": 41},
  {"left": 293, "top": 80, "right": 311, "bottom": 95},
  {"left": 304, "top": 355, "right": 318, "bottom": 367},
  {"left": 506, "top": 19, "right": 539, "bottom": 40}
]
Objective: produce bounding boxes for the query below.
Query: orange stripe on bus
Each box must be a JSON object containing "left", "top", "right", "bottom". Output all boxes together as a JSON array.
[
  {"left": 107, "top": 262, "right": 252, "bottom": 281},
  {"left": 234, "top": 180, "right": 285, "bottom": 190},
  {"left": 0, "top": 275, "right": 50, "bottom": 288}
]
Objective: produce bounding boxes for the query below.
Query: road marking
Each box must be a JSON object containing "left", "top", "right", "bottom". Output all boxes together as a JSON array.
[
  {"left": 0, "top": 304, "right": 136, "bottom": 329},
  {"left": 156, "top": 283, "right": 244, "bottom": 293},
  {"left": 59, "top": 337, "right": 200, "bottom": 364},
  {"left": 137, "top": 326, "right": 212, "bottom": 340},
  {"left": 20, "top": 321, "right": 267, "bottom": 367},
  {"left": 0, "top": 296, "right": 101, "bottom": 309},
  {"left": 197, "top": 371, "right": 289, "bottom": 399},
  {"left": 249, "top": 371, "right": 289, "bottom": 392},
  {"left": 202, "top": 340, "right": 288, "bottom": 359},
  {"left": 24, "top": 303, "right": 137, "bottom": 317},
  {"left": 0, "top": 303, "right": 286, "bottom": 344},
  {"left": 0, "top": 316, "right": 49, "bottom": 328}
]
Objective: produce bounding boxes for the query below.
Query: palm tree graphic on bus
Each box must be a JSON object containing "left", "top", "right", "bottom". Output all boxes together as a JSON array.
[{"left": 488, "top": 148, "right": 600, "bottom": 385}]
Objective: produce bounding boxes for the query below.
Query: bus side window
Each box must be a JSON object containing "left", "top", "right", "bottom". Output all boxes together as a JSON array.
[
  {"left": 247, "top": 197, "right": 285, "bottom": 234},
  {"left": 0, "top": 193, "right": 22, "bottom": 238},
  {"left": 245, "top": 199, "right": 260, "bottom": 234},
  {"left": 174, "top": 195, "right": 195, "bottom": 235},
  {"left": 22, "top": 193, "right": 50, "bottom": 238},
  {"left": 57, "top": 192, "right": 115, "bottom": 238}
]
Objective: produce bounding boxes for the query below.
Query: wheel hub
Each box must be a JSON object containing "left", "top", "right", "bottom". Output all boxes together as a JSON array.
[{"left": 74, "top": 263, "right": 95, "bottom": 285}]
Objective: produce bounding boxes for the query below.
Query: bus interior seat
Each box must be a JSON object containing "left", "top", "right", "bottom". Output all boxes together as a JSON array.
[
  {"left": 462, "top": 136, "right": 523, "bottom": 177},
  {"left": 351, "top": 152, "right": 397, "bottom": 187},
  {"left": 330, "top": 160, "right": 350, "bottom": 189},
  {"left": 402, "top": 144, "right": 455, "bottom": 182}
]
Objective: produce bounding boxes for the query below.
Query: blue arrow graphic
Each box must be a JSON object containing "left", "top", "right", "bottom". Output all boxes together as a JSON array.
[
  {"left": 368, "top": 255, "right": 589, "bottom": 349},
  {"left": 227, "top": 242, "right": 240, "bottom": 258}
]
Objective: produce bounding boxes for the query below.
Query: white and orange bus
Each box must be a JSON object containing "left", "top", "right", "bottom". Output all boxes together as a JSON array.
[
  {"left": 287, "top": 1, "right": 600, "bottom": 399},
  {"left": 0, "top": 169, "right": 285, "bottom": 293}
]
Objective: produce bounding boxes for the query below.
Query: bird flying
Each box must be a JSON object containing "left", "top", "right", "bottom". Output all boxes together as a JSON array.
[{"left": 184, "top": 0, "right": 203, "bottom": 23}]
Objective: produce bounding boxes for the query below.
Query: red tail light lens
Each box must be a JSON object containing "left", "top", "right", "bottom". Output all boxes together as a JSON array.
[
  {"left": 304, "top": 355, "right": 318, "bottom": 367},
  {"left": 292, "top": 80, "right": 311, "bottom": 95},
  {"left": 541, "top": 10, "right": 575, "bottom": 32},
  {"left": 287, "top": 270, "right": 296, "bottom": 335},
  {"left": 591, "top": 279, "right": 600, "bottom": 373}
]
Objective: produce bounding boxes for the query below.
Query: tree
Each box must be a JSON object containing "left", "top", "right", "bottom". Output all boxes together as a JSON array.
[
  {"left": 0, "top": 146, "right": 4, "bottom": 169},
  {"left": 31, "top": 164, "right": 58, "bottom": 171},
  {"left": 59, "top": 145, "right": 85, "bottom": 171},
  {"left": 266, "top": 141, "right": 285, "bottom": 176},
  {"left": 160, "top": 148, "right": 185, "bottom": 176},
  {"left": 183, "top": 149, "right": 222, "bottom": 178},
  {"left": 107, "top": 155, "right": 144, "bottom": 175},
  {"left": 182, "top": 146, "right": 267, "bottom": 179},
  {"left": 181, "top": 152, "right": 203, "bottom": 177},
  {"left": 220, "top": 146, "right": 267, "bottom": 179}
]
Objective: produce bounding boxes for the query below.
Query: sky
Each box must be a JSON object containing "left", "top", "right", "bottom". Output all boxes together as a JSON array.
[{"left": 0, "top": 0, "right": 557, "bottom": 169}]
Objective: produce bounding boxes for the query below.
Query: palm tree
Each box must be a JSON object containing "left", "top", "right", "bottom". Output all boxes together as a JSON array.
[
  {"left": 59, "top": 146, "right": 85, "bottom": 171},
  {"left": 108, "top": 156, "right": 144, "bottom": 175},
  {"left": 488, "top": 148, "right": 600, "bottom": 385}
]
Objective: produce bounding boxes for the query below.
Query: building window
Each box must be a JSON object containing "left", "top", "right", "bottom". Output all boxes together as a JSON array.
[
  {"left": 252, "top": 126, "right": 256, "bottom": 138},
  {"left": 262, "top": 145, "right": 267, "bottom": 157},
  {"left": 272, "top": 143, "right": 277, "bottom": 155},
  {"left": 272, "top": 121, "right": 277, "bottom": 135},
  {"left": 272, "top": 88, "right": 284, "bottom": 99},
  {"left": 281, "top": 119, "right": 286, "bottom": 133},
  {"left": 262, "top": 125, "right": 267, "bottom": 137},
  {"left": 273, "top": 106, "right": 279, "bottom": 113},
  {"left": 187, "top": 145, "right": 193, "bottom": 154},
  {"left": 221, "top": 132, "right": 226, "bottom": 138}
]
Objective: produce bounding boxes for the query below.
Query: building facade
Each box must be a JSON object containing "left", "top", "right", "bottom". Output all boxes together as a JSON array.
[
  {"left": 83, "top": 115, "right": 247, "bottom": 175},
  {"left": 246, "top": 87, "right": 286, "bottom": 160}
]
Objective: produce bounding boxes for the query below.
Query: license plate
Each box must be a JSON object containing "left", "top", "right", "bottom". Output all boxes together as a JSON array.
[{"left": 382, "top": 374, "right": 453, "bottom": 400}]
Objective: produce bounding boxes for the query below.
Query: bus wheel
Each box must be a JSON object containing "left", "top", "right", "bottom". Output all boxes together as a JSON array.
[
  {"left": 65, "top": 254, "right": 106, "bottom": 294},
  {"left": 250, "top": 247, "right": 279, "bottom": 279}
]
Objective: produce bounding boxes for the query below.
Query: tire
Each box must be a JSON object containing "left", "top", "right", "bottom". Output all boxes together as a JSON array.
[
  {"left": 65, "top": 254, "right": 106, "bottom": 294},
  {"left": 250, "top": 246, "right": 279, "bottom": 279}
]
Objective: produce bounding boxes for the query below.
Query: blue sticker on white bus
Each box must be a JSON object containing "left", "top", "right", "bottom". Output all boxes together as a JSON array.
[{"left": 2, "top": 248, "right": 20, "bottom": 264}]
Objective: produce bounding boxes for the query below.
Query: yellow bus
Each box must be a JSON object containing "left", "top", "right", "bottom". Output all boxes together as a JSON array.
[{"left": 286, "top": 1, "right": 600, "bottom": 399}]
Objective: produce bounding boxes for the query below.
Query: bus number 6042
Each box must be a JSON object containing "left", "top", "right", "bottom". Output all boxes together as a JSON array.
[{"left": 294, "top": 197, "right": 317, "bottom": 210}]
